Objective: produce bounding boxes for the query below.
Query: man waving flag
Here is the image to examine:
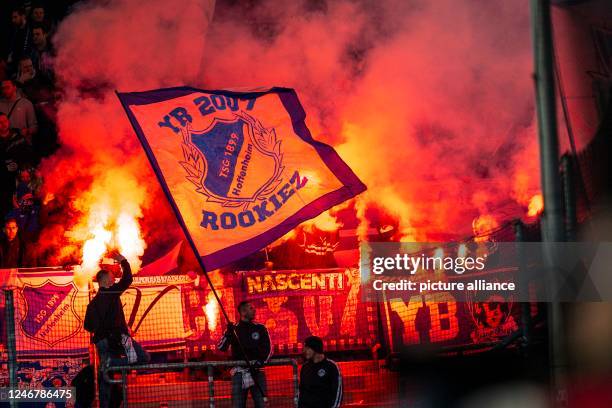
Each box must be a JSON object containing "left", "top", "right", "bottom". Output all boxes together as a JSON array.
[{"left": 117, "top": 87, "right": 365, "bottom": 270}]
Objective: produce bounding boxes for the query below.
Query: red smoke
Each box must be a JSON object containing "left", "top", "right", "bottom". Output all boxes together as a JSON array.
[{"left": 38, "top": 0, "right": 540, "bottom": 268}]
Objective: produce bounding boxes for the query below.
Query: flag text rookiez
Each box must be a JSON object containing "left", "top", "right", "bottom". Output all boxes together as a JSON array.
[{"left": 117, "top": 87, "right": 366, "bottom": 270}]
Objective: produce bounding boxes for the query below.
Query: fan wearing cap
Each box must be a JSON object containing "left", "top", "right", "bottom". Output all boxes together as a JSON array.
[{"left": 299, "top": 336, "right": 343, "bottom": 408}]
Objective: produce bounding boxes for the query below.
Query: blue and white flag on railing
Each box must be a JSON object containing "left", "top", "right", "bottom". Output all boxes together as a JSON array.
[{"left": 117, "top": 87, "right": 366, "bottom": 270}]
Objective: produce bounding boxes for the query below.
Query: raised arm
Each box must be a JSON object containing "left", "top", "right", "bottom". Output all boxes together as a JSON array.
[{"left": 108, "top": 253, "right": 132, "bottom": 293}]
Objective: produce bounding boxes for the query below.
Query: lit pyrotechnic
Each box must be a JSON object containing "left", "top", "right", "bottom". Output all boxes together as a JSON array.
[
  {"left": 527, "top": 194, "right": 544, "bottom": 217},
  {"left": 69, "top": 169, "right": 147, "bottom": 282},
  {"left": 40, "top": 0, "right": 539, "bottom": 267},
  {"left": 205, "top": 292, "right": 219, "bottom": 333}
]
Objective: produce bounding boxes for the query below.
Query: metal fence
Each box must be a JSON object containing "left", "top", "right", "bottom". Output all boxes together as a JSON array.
[
  {"left": 0, "top": 246, "right": 543, "bottom": 407},
  {"left": 0, "top": 268, "right": 400, "bottom": 407},
  {"left": 103, "top": 359, "right": 298, "bottom": 408}
]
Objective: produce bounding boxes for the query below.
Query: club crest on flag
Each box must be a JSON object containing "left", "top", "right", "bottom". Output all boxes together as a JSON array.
[
  {"left": 19, "top": 280, "right": 82, "bottom": 347},
  {"left": 180, "top": 111, "right": 284, "bottom": 209},
  {"left": 117, "top": 87, "right": 367, "bottom": 270}
]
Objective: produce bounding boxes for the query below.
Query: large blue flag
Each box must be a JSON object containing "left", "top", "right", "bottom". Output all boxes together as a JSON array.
[{"left": 117, "top": 87, "right": 366, "bottom": 270}]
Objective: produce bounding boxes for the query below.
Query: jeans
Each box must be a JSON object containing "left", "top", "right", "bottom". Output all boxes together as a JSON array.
[
  {"left": 95, "top": 336, "right": 150, "bottom": 408},
  {"left": 231, "top": 369, "right": 267, "bottom": 408}
]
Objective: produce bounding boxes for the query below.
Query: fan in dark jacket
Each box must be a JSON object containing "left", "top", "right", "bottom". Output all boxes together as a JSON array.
[
  {"left": 299, "top": 336, "right": 343, "bottom": 408},
  {"left": 218, "top": 301, "right": 272, "bottom": 408},
  {"left": 84, "top": 252, "right": 150, "bottom": 408},
  {"left": 0, "top": 218, "right": 32, "bottom": 268}
]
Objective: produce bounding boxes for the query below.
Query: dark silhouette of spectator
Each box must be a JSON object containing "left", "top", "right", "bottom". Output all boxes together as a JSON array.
[
  {"left": 15, "top": 57, "right": 54, "bottom": 105},
  {"left": 0, "top": 112, "right": 32, "bottom": 218},
  {"left": 6, "top": 7, "right": 32, "bottom": 69},
  {"left": 0, "top": 218, "right": 31, "bottom": 268},
  {"left": 0, "top": 79, "right": 38, "bottom": 144},
  {"left": 7, "top": 167, "right": 42, "bottom": 241},
  {"left": 31, "top": 4, "right": 46, "bottom": 24},
  {"left": 71, "top": 365, "right": 96, "bottom": 408},
  {"left": 30, "top": 23, "right": 54, "bottom": 81},
  {"left": 31, "top": 3, "right": 56, "bottom": 38},
  {"left": 27, "top": 26, "right": 59, "bottom": 160},
  {"left": 0, "top": 1, "right": 71, "bottom": 270},
  {"left": 12, "top": 167, "right": 42, "bottom": 208}
]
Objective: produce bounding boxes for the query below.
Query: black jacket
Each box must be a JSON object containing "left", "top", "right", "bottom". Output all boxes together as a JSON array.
[
  {"left": 298, "top": 358, "right": 342, "bottom": 408},
  {"left": 7, "top": 24, "right": 32, "bottom": 63},
  {"left": 0, "top": 236, "right": 27, "bottom": 268},
  {"left": 84, "top": 259, "right": 132, "bottom": 344},
  {"left": 217, "top": 320, "right": 272, "bottom": 364},
  {"left": 0, "top": 130, "right": 31, "bottom": 190}
]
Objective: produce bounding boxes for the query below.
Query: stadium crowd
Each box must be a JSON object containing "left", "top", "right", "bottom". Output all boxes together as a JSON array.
[{"left": 0, "top": 1, "right": 77, "bottom": 268}]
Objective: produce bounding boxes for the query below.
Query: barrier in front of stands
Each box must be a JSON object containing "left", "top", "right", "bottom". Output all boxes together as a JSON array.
[
  {"left": 0, "top": 221, "right": 544, "bottom": 407},
  {"left": 103, "top": 358, "right": 299, "bottom": 408}
]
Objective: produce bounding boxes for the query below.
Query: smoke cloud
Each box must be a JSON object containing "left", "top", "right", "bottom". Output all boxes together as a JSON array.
[
  {"left": 39, "top": 0, "right": 539, "bottom": 265},
  {"left": 204, "top": 0, "right": 539, "bottom": 239},
  {"left": 38, "top": 0, "right": 215, "bottom": 266}
]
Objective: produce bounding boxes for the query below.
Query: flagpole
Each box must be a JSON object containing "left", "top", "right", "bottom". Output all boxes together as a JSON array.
[{"left": 116, "top": 91, "right": 267, "bottom": 398}]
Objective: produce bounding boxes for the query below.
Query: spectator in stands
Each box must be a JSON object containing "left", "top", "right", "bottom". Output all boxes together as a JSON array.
[
  {"left": 31, "top": 4, "right": 45, "bottom": 25},
  {"left": 31, "top": 3, "right": 56, "bottom": 37},
  {"left": 15, "top": 57, "right": 53, "bottom": 105},
  {"left": 0, "top": 79, "right": 38, "bottom": 144},
  {"left": 31, "top": 24, "right": 54, "bottom": 81},
  {"left": 13, "top": 167, "right": 42, "bottom": 208},
  {"left": 8, "top": 167, "right": 42, "bottom": 241},
  {"left": 298, "top": 336, "right": 343, "bottom": 408},
  {"left": 6, "top": 7, "right": 32, "bottom": 68},
  {"left": 218, "top": 301, "right": 272, "bottom": 408},
  {"left": 0, "top": 218, "right": 29, "bottom": 268},
  {"left": 15, "top": 58, "right": 35, "bottom": 84},
  {"left": 27, "top": 26, "right": 59, "bottom": 159},
  {"left": 0, "top": 112, "right": 31, "bottom": 218},
  {"left": 31, "top": 4, "right": 45, "bottom": 23}
]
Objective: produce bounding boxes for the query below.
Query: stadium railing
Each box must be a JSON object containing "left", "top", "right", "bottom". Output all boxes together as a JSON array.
[{"left": 103, "top": 358, "right": 299, "bottom": 407}]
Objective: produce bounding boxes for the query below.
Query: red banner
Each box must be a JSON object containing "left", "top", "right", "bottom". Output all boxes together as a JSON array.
[
  {"left": 182, "top": 268, "right": 379, "bottom": 356},
  {"left": 379, "top": 268, "right": 539, "bottom": 351}
]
